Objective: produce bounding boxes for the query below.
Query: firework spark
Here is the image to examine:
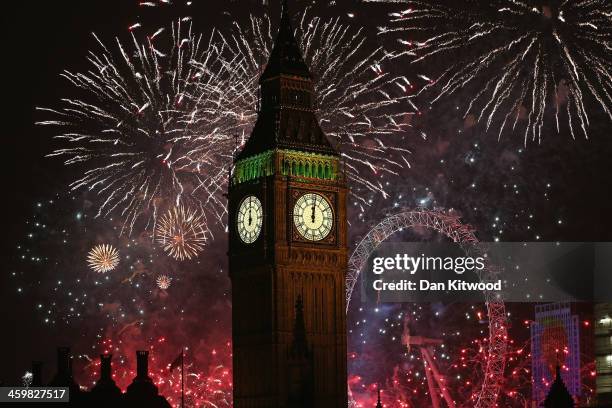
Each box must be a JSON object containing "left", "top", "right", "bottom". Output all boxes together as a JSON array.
[
  {"left": 41, "top": 8, "right": 420, "bottom": 231},
  {"left": 374, "top": 0, "right": 612, "bottom": 143},
  {"left": 39, "top": 21, "right": 232, "bottom": 235},
  {"left": 156, "top": 274, "right": 172, "bottom": 290},
  {"left": 204, "top": 9, "right": 417, "bottom": 203},
  {"left": 13, "top": 197, "right": 233, "bottom": 404},
  {"left": 155, "top": 205, "right": 208, "bottom": 261},
  {"left": 22, "top": 371, "right": 33, "bottom": 387},
  {"left": 84, "top": 338, "right": 232, "bottom": 408},
  {"left": 87, "top": 244, "right": 120, "bottom": 273}
]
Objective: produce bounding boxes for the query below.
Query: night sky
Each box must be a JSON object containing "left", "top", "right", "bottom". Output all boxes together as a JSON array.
[
  {"left": 1, "top": 0, "right": 611, "bottom": 405},
  {"left": 1, "top": 0, "right": 263, "bottom": 386}
]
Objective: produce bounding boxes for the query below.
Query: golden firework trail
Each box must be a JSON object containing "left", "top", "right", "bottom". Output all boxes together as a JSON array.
[{"left": 155, "top": 205, "right": 208, "bottom": 261}]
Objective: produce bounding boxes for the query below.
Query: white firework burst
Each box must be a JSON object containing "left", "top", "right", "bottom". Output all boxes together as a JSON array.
[
  {"left": 87, "top": 244, "right": 120, "bottom": 273},
  {"left": 39, "top": 21, "right": 232, "bottom": 235},
  {"left": 372, "top": 0, "right": 612, "bottom": 144}
]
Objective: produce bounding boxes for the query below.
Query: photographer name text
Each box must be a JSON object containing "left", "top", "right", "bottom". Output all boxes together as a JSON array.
[{"left": 372, "top": 279, "right": 502, "bottom": 292}]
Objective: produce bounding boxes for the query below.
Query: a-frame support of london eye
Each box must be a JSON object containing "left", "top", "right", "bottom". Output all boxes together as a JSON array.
[{"left": 401, "top": 316, "right": 456, "bottom": 408}]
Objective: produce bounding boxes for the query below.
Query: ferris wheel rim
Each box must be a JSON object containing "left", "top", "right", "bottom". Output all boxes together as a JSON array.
[{"left": 345, "top": 208, "right": 507, "bottom": 408}]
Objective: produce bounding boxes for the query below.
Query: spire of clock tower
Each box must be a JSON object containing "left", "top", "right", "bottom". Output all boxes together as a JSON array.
[
  {"left": 259, "top": 0, "right": 311, "bottom": 82},
  {"left": 236, "top": 0, "right": 337, "bottom": 160},
  {"left": 376, "top": 388, "right": 383, "bottom": 408}
]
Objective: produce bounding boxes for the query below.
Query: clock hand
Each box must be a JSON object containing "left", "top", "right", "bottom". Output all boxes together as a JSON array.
[
  {"left": 311, "top": 196, "right": 316, "bottom": 223},
  {"left": 248, "top": 197, "right": 252, "bottom": 226}
]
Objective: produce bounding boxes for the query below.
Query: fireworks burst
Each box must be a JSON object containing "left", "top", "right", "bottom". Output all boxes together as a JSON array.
[
  {"left": 22, "top": 371, "right": 33, "bottom": 387},
  {"left": 207, "top": 9, "right": 417, "bottom": 202},
  {"left": 375, "top": 0, "right": 612, "bottom": 143},
  {"left": 39, "top": 21, "right": 232, "bottom": 235},
  {"left": 87, "top": 244, "right": 120, "bottom": 273},
  {"left": 12, "top": 197, "right": 233, "bottom": 403},
  {"left": 155, "top": 205, "right": 208, "bottom": 261},
  {"left": 41, "top": 7, "right": 420, "bottom": 231},
  {"left": 156, "top": 274, "right": 172, "bottom": 290}
]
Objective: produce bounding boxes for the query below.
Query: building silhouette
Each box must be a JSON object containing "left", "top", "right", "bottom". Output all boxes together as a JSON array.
[
  {"left": 531, "top": 303, "right": 581, "bottom": 405},
  {"left": 543, "top": 365, "right": 575, "bottom": 408},
  {"left": 88, "top": 354, "right": 122, "bottom": 407},
  {"left": 123, "top": 350, "right": 171, "bottom": 408},
  {"left": 227, "top": 0, "right": 348, "bottom": 406},
  {"left": 31, "top": 361, "right": 43, "bottom": 387},
  {"left": 20, "top": 346, "right": 171, "bottom": 408},
  {"left": 46, "top": 346, "right": 86, "bottom": 406}
]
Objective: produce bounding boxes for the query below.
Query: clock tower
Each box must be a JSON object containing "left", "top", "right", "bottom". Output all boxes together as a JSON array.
[{"left": 227, "top": 1, "right": 348, "bottom": 407}]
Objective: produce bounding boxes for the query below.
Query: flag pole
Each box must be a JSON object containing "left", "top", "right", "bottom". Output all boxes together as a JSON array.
[{"left": 181, "top": 348, "right": 184, "bottom": 408}]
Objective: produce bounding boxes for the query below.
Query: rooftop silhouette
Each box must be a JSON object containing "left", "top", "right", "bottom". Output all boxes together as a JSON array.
[
  {"left": 544, "top": 365, "right": 575, "bottom": 408},
  {"left": 20, "top": 346, "right": 171, "bottom": 408}
]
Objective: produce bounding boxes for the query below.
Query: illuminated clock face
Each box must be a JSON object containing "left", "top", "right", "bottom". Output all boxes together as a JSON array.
[
  {"left": 237, "top": 196, "right": 263, "bottom": 244},
  {"left": 293, "top": 193, "right": 333, "bottom": 241}
]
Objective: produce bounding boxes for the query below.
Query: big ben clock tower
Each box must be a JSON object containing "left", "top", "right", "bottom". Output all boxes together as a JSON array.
[{"left": 227, "top": 1, "right": 348, "bottom": 407}]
